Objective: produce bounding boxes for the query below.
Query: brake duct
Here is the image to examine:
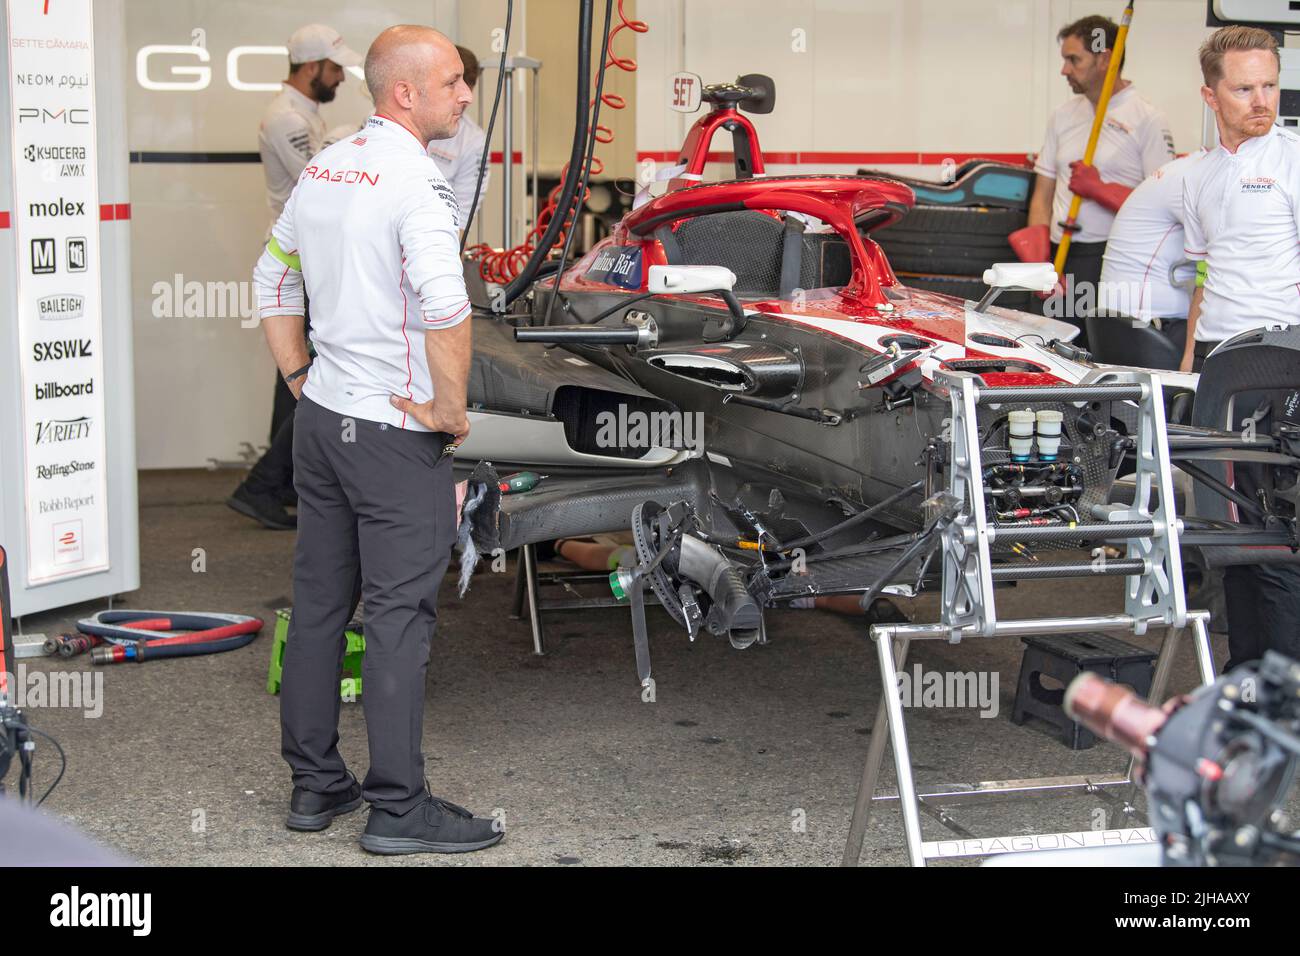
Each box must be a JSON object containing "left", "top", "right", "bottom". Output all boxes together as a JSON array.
[{"left": 619, "top": 501, "right": 762, "bottom": 686}]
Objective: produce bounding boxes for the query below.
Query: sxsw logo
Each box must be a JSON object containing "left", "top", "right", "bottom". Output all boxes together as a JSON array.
[{"left": 33, "top": 339, "right": 93, "bottom": 362}]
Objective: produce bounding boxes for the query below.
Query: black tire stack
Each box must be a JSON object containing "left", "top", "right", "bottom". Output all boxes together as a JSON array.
[{"left": 873, "top": 205, "right": 1032, "bottom": 310}]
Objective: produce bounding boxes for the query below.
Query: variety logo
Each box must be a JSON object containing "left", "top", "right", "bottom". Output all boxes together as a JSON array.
[
  {"left": 36, "top": 459, "right": 95, "bottom": 480},
  {"left": 52, "top": 521, "right": 84, "bottom": 565},
  {"left": 17, "top": 105, "right": 89, "bottom": 124},
  {"left": 38, "top": 493, "right": 95, "bottom": 515},
  {"left": 35, "top": 417, "right": 92, "bottom": 445},
  {"left": 27, "top": 197, "right": 86, "bottom": 217},
  {"left": 67, "top": 237, "right": 87, "bottom": 271},
  {"left": 35, "top": 379, "right": 94, "bottom": 400},
  {"left": 30, "top": 237, "right": 56, "bottom": 274},
  {"left": 38, "top": 294, "right": 84, "bottom": 320},
  {"left": 33, "top": 339, "right": 93, "bottom": 361}
]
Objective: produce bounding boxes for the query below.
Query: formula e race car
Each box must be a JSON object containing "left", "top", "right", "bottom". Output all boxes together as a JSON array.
[{"left": 455, "top": 69, "right": 1300, "bottom": 685}]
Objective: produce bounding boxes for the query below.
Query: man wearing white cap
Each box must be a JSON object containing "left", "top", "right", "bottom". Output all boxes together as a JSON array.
[
  {"left": 229, "top": 25, "right": 363, "bottom": 532},
  {"left": 258, "top": 24, "right": 362, "bottom": 229}
]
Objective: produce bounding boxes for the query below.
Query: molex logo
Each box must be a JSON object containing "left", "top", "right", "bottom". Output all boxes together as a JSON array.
[{"left": 28, "top": 197, "right": 85, "bottom": 217}]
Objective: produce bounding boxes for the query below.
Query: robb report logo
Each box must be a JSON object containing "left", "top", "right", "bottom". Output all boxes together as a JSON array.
[
  {"left": 33, "top": 339, "right": 92, "bottom": 361},
  {"left": 24, "top": 144, "right": 86, "bottom": 163},
  {"left": 35, "top": 417, "right": 92, "bottom": 445},
  {"left": 35, "top": 379, "right": 94, "bottom": 400},
  {"left": 38, "top": 492, "right": 94, "bottom": 515},
  {"left": 37, "top": 459, "right": 95, "bottom": 480},
  {"left": 38, "top": 294, "right": 84, "bottom": 320},
  {"left": 27, "top": 197, "right": 85, "bottom": 217}
]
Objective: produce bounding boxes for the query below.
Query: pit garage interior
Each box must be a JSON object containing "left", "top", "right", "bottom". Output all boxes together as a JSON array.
[{"left": 3, "top": 0, "right": 1300, "bottom": 871}]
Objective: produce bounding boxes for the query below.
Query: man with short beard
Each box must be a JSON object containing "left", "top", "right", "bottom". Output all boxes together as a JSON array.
[
  {"left": 1012, "top": 15, "right": 1174, "bottom": 341},
  {"left": 254, "top": 25, "right": 503, "bottom": 855},
  {"left": 1179, "top": 25, "right": 1300, "bottom": 671}
]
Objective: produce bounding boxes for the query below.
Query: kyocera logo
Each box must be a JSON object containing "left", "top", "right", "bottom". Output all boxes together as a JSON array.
[
  {"left": 135, "top": 43, "right": 361, "bottom": 92},
  {"left": 17, "top": 106, "right": 90, "bottom": 124}
]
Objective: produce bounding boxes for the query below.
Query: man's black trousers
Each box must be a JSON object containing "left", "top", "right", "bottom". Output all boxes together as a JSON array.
[{"left": 280, "top": 396, "right": 458, "bottom": 813}]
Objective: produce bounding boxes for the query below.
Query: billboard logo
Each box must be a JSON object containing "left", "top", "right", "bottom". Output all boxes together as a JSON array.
[
  {"left": 38, "top": 294, "right": 83, "bottom": 320},
  {"left": 67, "top": 237, "right": 86, "bottom": 272},
  {"left": 31, "top": 237, "right": 56, "bottom": 274}
]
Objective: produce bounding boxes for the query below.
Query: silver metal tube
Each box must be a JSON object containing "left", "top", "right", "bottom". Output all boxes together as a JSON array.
[
  {"left": 842, "top": 635, "right": 909, "bottom": 866},
  {"left": 875, "top": 613, "right": 1167, "bottom": 642},
  {"left": 502, "top": 66, "right": 514, "bottom": 248},
  {"left": 876, "top": 633, "right": 926, "bottom": 866}
]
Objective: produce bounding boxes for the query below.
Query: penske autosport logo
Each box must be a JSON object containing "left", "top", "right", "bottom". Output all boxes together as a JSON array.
[{"left": 1241, "top": 176, "right": 1275, "bottom": 192}]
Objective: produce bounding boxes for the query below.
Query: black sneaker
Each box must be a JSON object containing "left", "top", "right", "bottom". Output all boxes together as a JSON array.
[
  {"left": 227, "top": 483, "right": 297, "bottom": 530},
  {"left": 276, "top": 486, "right": 299, "bottom": 509},
  {"left": 359, "top": 795, "right": 504, "bottom": 855},
  {"left": 286, "top": 777, "right": 363, "bottom": 831}
]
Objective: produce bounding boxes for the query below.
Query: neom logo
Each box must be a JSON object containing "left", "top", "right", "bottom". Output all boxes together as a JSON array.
[{"left": 49, "top": 886, "right": 151, "bottom": 936}]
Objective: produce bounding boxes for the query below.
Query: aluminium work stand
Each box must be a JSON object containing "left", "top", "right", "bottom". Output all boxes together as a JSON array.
[{"left": 841, "top": 371, "right": 1217, "bottom": 866}]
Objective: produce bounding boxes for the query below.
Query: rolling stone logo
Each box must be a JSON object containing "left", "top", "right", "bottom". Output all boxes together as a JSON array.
[{"left": 36, "top": 459, "right": 95, "bottom": 480}]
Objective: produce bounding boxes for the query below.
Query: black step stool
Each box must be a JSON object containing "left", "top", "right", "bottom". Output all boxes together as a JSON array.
[{"left": 1011, "top": 632, "right": 1157, "bottom": 750}]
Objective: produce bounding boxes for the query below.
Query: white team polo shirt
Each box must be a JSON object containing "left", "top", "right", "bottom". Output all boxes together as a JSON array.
[
  {"left": 253, "top": 114, "right": 471, "bottom": 431},
  {"left": 1183, "top": 124, "right": 1300, "bottom": 342},
  {"left": 258, "top": 83, "right": 326, "bottom": 227},
  {"left": 427, "top": 115, "right": 490, "bottom": 224},
  {"left": 1035, "top": 85, "right": 1176, "bottom": 244},
  {"left": 1098, "top": 150, "right": 1206, "bottom": 320}
]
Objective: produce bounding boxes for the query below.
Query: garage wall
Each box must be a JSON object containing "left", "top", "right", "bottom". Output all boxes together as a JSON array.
[{"left": 635, "top": 0, "right": 1223, "bottom": 181}]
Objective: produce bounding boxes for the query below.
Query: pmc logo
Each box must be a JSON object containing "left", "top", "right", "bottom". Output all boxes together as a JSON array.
[{"left": 17, "top": 106, "right": 89, "bottom": 124}]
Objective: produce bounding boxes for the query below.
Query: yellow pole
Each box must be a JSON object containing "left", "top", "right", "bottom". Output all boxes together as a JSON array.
[{"left": 1052, "top": 1, "right": 1135, "bottom": 277}]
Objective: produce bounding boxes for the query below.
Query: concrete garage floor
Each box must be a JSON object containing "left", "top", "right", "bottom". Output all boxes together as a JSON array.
[{"left": 13, "top": 468, "right": 1228, "bottom": 867}]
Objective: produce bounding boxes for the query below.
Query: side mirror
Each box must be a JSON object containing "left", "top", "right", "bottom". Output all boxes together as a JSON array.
[
  {"left": 973, "top": 262, "right": 1058, "bottom": 313},
  {"left": 648, "top": 264, "right": 737, "bottom": 295}
]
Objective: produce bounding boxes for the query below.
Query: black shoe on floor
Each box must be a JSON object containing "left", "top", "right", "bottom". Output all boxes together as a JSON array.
[
  {"left": 359, "top": 795, "right": 504, "bottom": 855},
  {"left": 287, "top": 777, "right": 363, "bottom": 831},
  {"left": 227, "top": 483, "right": 297, "bottom": 530},
  {"left": 276, "top": 486, "right": 298, "bottom": 509}
]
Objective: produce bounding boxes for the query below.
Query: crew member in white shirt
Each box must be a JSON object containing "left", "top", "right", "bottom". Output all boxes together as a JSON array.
[
  {"left": 1178, "top": 25, "right": 1300, "bottom": 671},
  {"left": 253, "top": 25, "right": 503, "bottom": 855},
  {"left": 230, "top": 24, "right": 361, "bottom": 530},
  {"left": 1010, "top": 14, "right": 1175, "bottom": 341},
  {"left": 1093, "top": 150, "right": 1206, "bottom": 355}
]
